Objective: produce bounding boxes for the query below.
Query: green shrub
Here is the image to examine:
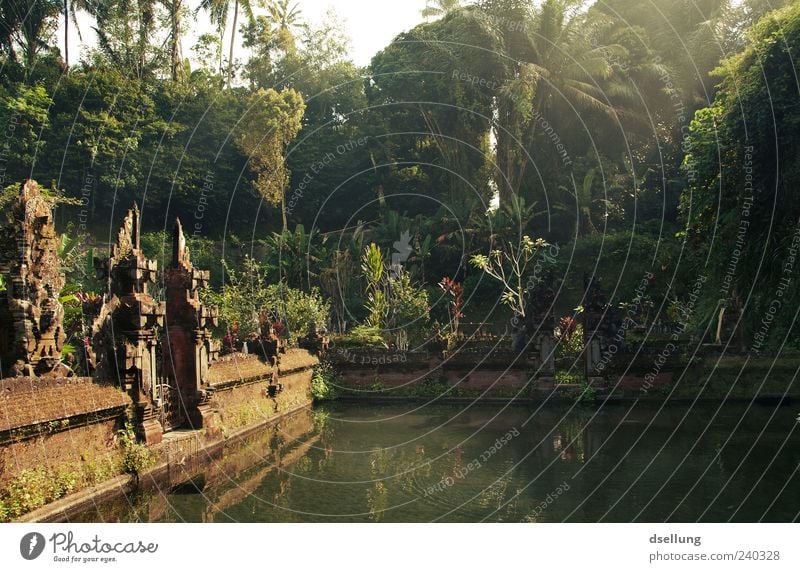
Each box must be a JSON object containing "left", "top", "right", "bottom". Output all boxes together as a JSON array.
[
  {"left": 344, "top": 324, "right": 387, "bottom": 348},
  {"left": 118, "top": 423, "right": 156, "bottom": 476},
  {"left": 282, "top": 287, "right": 330, "bottom": 343},
  {"left": 556, "top": 324, "right": 584, "bottom": 359},
  {"left": 1, "top": 469, "right": 53, "bottom": 518},
  {"left": 310, "top": 361, "right": 339, "bottom": 401},
  {"left": 387, "top": 271, "right": 429, "bottom": 346},
  {"left": 407, "top": 375, "right": 450, "bottom": 397}
]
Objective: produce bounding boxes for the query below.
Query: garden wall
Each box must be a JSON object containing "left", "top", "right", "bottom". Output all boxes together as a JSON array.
[
  {"left": 0, "top": 377, "right": 130, "bottom": 491},
  {"left": 208, "top": 349, "right": 317, "bottom": 433},
  {"left": 2, "top": 349, "right": 318, "bottom": 521},
  {"left": 326, "top": 347, "right": 800, "bottom": 402},
  {"left": 328, "top": 349, "right": 541, "bottom": 397}
]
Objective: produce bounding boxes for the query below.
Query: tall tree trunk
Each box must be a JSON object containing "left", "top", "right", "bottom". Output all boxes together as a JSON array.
[
  {"left": 218, "top": 26, "right": 224, "bottom": 76},
  {"left": 281, "top": 192, "right": 288, "bottom": 233},
  {"left": 170, "top": 0, "right": 182, "bottom": 81},
  {"left": 64, "top": 0, "right": 69, "bottom": 70},
  {"left": 226, "top": 0, "right": 239, "bottom": 89}
]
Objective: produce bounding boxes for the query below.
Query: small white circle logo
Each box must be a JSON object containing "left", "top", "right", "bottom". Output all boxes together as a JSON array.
[{"left": 20, "top": 532, "right": 46, "bottom": 560}]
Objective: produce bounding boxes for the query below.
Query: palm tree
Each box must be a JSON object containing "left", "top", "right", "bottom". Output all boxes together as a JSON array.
[
  {"left": 421, "top": 0, "right": 462, "bottom": 20},
  {"left": 491, "top": 0, "right": 642, "bottom": 203},
  {"left": 162, "top": 0, "right": 184, "bottom": 81},
  {"left": 198, "top": 0, "right": 229, "bottom": 76},
  {"left": 266, "top": 0, "right": 302, "bottom": 52},
  {"left": 199, "top": 0, "right": 256, "bottom": 89},
  {"left": 62, "top": 0, "right": 92, "bottom": 70},
  {"left": 0, "top": 0, "right": 61, "bottom": 75},
  {"left": 92, "top": 0, "right": 159, "bottom": 80}
]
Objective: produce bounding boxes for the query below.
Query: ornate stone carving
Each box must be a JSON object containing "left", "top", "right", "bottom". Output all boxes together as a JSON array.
[
  {"left": 524, "top": 280, "right": 556, "bottom": 377},
  {"left": 162, "top": 219, "right": 220, "bottom": 433},
  {"left": 85, "top": 203, "right": 165, "bottom": 444},
  {"left": 582, "top": 275, "right": 623, "bottom": 379},
  {"left": 0, "top": 180, "right": 72, "bottom": 377}
]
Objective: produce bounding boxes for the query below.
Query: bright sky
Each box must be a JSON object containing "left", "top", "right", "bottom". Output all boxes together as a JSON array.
[
  {"left": 302, "top": 0, "right": 430, "bottom": 65},
  {"left": 58, "top": 0, "right": 433, "bottom": 69}
]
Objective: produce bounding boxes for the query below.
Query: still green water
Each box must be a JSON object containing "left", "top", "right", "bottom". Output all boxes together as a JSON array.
[{"left": 76, "top": 401, "right": 800, "bottom": 522}]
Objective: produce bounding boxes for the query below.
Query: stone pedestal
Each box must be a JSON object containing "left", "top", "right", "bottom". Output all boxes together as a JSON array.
[
  {"left": 524, "top": 283, "right": 556, "bottom": 378},
  {"left": 137, "top": 408, "right": 165, "bottom": 446},
  {"left": 582, "top": 276, "right": 622, "bottom": 379}
]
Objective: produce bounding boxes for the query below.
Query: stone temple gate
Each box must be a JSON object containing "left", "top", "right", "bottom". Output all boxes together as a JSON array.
[
  {"left": 0, "top": 180, "right": 224, "bottom": 444},
  {"left": 83, "top": 206, "right": 222, "bottom": 443}
]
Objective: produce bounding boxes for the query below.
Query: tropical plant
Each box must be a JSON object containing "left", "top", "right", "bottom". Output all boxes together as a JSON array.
[
  {"left": 487, "top": 0, "right": 646, "bottom": 203},
  {"left": 387, "top": 270, "right": 429, "bottom": 346},
  {"left": 266, "top": 0, "right": 303, "bottom": 53},
  {"left": 280, "top": 286, "right": 330, "bottom": 344},
  {"left": 202, "top": 256, "right": 276, "bottom": 338},
  {"left": 361, "top": 242, "right": 388, "bottom": 329},
  {"left": 198, "top": 0, "right": 230, "bottom": 75},
  {"left": 346, "top": 324, "right": 386, "bottom": 348},
  {"left": 266, "top": 224, "right": 322, "bottom": 288},
  {"left": 310, "top": 361, "right": 339, "bottom": 401},
  {"left": 319, "top": 248, "right": 356, "bottom": 333},
  {"left": 117, "top": 422, "right": 155, "bottom": 476},
  {"left": 62, "top": 0, "right": 92, "bottom": 69},
  {"left": 162, "top": 0, "right": 186, "bottom": 81},
  {"left": 422, "top": 0, "right": 462, "bottom": 20},
  {"left": 0, "top": 0, "right": 61, "bottom": 73},
  {"left": 438, "top": 276, "right": 464, "bottom": 345},
  {"left": 213, "top": 0, "right": 257, "bottom": 88},
  {"left": 91, "top": 0, "right": 162, "bottom": 80},
  {"left": 470, "top": 235, "right": 550, "bottom": 318}
]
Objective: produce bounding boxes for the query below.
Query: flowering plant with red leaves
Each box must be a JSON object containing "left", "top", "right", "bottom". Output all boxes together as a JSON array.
[
  {"left": 558, "top": 316, "right": 577, "bottom": 341},
  {"left": 438, "top": 277, "right": 464, "bottom": 342}
]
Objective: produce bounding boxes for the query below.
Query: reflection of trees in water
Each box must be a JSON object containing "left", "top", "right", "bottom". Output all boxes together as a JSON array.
[
  {"left": 312, "top": 408, "right": 332, "bottom": 437},
  {"left": 475, "top": 471, "right": 517, "bottom": 518},
  {"left": 367, "top": 448, "right": 390, "bottom": 521},
  {"left": 367, "top": 482, "right": 389, "bottom": 522},
  {"left": 550, "top": 411, "right": 593, "bottom": 463},
  {"left": 79, "top": 489, "right": 159, "bottom": 523},
  {"left": 365, "top": 445, "right": 433, "bottom": 521}
]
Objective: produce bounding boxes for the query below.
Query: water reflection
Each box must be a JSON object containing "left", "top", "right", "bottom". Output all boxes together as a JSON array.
[{"left": 73, "top": 402, "right": 800, "bottom": 522}]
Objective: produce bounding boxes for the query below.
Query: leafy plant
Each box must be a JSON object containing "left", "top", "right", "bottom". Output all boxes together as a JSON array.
[
  {"left": 470, "top": 235, "right": 550, "bottom": 318},
  {"left": 556, "top": 323, "right": 584, "bottom": 360},
  {"left": 387, "top": 270, "right": 429, "bottom": 346},
  {"left": 202, "top": 256, "right": 277, "bottom": 339},
  {"left": 438, "top": 276, "right": 464, "bottom": 347},
  {"left": 361, "top": 242, "right": 388, "bottom": 329},
  {"left": 281, "top": 286, "right": 331, "bottom": 343},
  {"left": 310, "top": 361, "right": 339, "bottom": 401},
  {"left": 118, "top": 423, "right": 156, "bottom": 476},
  {"left": 346, "top": 324, "right": 387, "bottom": 348}
]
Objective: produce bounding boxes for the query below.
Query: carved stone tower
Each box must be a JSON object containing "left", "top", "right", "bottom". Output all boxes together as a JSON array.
[
  {"left": 86, "top": 204, "right": 165, "bottom": 444},
  {"left": 0, "top": 180, "right": 71, "bottom": 377},
  {"left": 162, "top": 219, "right": 219, "bottom": 432}
]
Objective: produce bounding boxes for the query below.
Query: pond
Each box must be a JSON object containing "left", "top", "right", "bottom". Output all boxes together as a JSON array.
[{"left": 75, "top": 400, "right": 800, "bottom": 522}]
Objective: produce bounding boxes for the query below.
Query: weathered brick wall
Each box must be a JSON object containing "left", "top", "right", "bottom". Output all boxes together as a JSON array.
[
  {"left": 0, "top": 377, "right": 130, "bottom": 490},
  {"left": 329, "top": 351, "right": 534, "bottom": 394},
  {"left": 0, "top": 418, "right": 120, "bottom": 490},
  {"left": 208, "top": 349, "right": 316, "bottom": 435}
]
